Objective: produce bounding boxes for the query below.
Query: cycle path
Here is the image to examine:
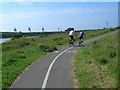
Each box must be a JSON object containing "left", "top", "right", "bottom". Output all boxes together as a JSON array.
[{"left": 10, "top": 30, "right": 118, "bottom": 89}]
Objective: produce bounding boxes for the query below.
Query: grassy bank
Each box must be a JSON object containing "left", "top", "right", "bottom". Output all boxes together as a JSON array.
[
  {"left": 2, "top": 32, "right": 68, "bottom": 89},
  {"left": 0, "top": 44, "right": 2, "bottom": 90},
  {"left": 2, "top": 28, "right": 119, "bottom": 89},
  {"left": 74, "top": 32, "right": 118, "bottom": 88}
]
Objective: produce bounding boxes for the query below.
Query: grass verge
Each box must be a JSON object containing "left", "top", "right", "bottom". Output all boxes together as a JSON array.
[{"left": 74, "top": 32, "right": 118, "bottom": 88}]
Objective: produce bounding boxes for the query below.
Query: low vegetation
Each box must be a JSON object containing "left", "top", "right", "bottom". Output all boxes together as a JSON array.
[
  {"left": 1, "top": 27, "right": 119, "bottom": 89},
  {"left": 74, "top": 32, "right": 118, "bottom": 88},
  {"left": 0, "top": 44, "right": 2, "bottom": 90}
]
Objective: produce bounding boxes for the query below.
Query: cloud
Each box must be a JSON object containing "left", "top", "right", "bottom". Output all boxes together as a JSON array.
[
  {"left": 1, "top": 2, "right": 117, "bottom": 32},
  {"left": 2, "top": 6, "right": 115, "bottom": 16},
  {"left": 2, "top": 6, "right": 116, "bottom": 25}
]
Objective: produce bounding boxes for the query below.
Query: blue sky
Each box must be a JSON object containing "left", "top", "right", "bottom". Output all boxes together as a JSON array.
[{"left": 0, "top": 2, "right": 118, "bottom": 32}]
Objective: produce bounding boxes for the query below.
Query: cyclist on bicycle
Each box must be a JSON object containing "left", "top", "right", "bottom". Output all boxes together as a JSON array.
[
  {"left": 69, "top": 28, "right": 75, "bottom": 46},
  {"left": 79, "top": 30, "right": 84, "bottom": 45}
]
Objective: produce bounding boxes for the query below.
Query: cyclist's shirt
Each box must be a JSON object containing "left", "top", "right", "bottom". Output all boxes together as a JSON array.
[
  {"left": 69, "top": 30, "right": 74, "bottom": 36},
  {"left": 79, "top": 31, "right": 84, "bottom": 37}
]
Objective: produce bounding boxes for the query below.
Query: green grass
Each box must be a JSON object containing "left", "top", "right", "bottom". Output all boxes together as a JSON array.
[
  {"left": 74, "top": 32, "right": 118, "bottom": 88},
  {"left": 2, "top": 27, "right": 119, "bottom": 89},
  {"left": 0, "top": 44, "right": 2, "bottom": 90}
]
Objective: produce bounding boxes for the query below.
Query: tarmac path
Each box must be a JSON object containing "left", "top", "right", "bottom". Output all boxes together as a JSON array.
[{"left": 10, "top": 30, "right": 118, "bottom": 89}]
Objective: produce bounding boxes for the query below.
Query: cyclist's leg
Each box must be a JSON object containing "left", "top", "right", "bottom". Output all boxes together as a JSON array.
[
  {"left": 72, "top": 36, "right": 74, "bottom": 46},
  {"left": 69, "top": 36, "right": 71, "bottom": 43},
  {"left": 81, "top": 37, "right": 84, "bottom": 44},
  {"left": 79, "top": 37, "right": 82, "bottom": 44},
  {"left": 69, "top": 36, "right": 72, "bottom": 46}
]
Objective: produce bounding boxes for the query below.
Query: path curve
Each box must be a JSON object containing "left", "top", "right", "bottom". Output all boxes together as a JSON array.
[{"left": 10, "top": 30, "right": 119, "bottom": 89}]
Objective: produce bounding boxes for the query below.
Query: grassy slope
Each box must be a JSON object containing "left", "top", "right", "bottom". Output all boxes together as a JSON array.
[
  {"left": 74, "top": 32, "right": 118, "bottom": 88},
  {"left": 2, "top": 28, "right": 118, "bottom": 89},
  {"left": 2, "top": 32, "right": 68, "bottom": 89},
  {"left": 0, "top": 44, "right": 2, "bottom": 90}
]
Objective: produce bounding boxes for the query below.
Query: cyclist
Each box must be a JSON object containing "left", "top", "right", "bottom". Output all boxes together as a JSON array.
[
  {"left": 69, "top": 28, "right": 75, "bottom": 46},
  {"left": 78, "top": 30, "right": 84, "bottom": 46}
]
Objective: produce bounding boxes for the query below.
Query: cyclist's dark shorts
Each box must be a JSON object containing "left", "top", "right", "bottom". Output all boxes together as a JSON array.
[
  {"left": 79, "top": 36, "right": 83, "bottom": 39},
  {"left": 69, "top": 35, "right": 74, "bottom": 39}
]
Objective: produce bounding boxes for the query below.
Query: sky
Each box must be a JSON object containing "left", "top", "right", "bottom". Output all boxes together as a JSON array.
[
  {"left": 0, "top": 2, "right": 119, "bottom": 32},
  {"left": 0, "top": 0, "right": 119, "bottom": 2}
]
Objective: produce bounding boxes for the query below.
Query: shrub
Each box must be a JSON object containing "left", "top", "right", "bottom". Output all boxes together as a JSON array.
[
  {"left": 3, "top": 58, "right": 17, "bottom": 67},
  {"left": 32, "top": 39, "right": 35, "bottom": 42},
  {"left": 17, "top": 50, "right": 25, "bottom": 54},
  {"left": 93, "top": 41, "right": 97, "bottom": 44},
  {"left": 99, "top": 57, "right": 108, "bottom": 65},
  {"left": 53, "top": 37, "right": 63, "bottom": 41},
  {"left": 110, "top": 28, "right": 114, "bottom": 31},
  {"left": 90, "top": 34, "right": 95, "bottom": 37},
  {"left": 39, "top": 44, "right": 57, "bottom": 52},
  {"left": 109, "top": 50, "right": 117, "bottom": 58},
  {"left": 19, "top": 54, "right": 26, "bottom": 59},
  {"left": 20, "top": 42, "right": 30, "bottom": 47},
  {"left": 56, "top": 42, "right": 63, "bottom": 45},
  {"left": 47, "top": 46, "right": 57, "bottom": 52}
]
